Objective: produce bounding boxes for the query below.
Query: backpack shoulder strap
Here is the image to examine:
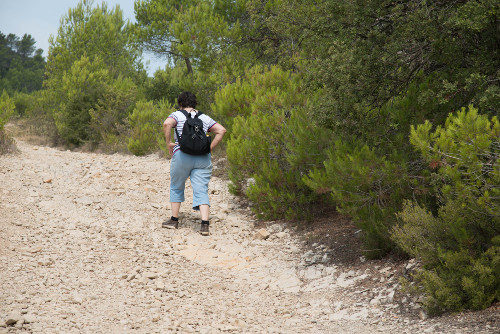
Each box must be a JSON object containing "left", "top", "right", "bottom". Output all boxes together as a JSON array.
[
  {"left": 175, "top": 110, "right": 189, "bottom": 140},
  {"left": 179, "top": 109, "right": 190, "bottom": 119}
]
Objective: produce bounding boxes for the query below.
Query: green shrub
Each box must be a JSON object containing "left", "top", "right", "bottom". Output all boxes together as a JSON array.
[
  {"left": 228, "top": 105, "right": 329, "bottom": 221},
  {"left": 21, "top": 90, "right": 61, "bottom": 145},
  {"left": 303, "top": 76, "right": 444, "bottom": 258},
  {"left": 224, "top": 66, "right": 331, "bottom": 220},
  {"left": 0, "top": 91, "right": 15, "bottom": 131},
  {"left": 172, "top": 69, "right": 219, "bottom": 112},
  {"left": 144, "top": 67, "right": 183, "bottom": 104},
  {"left": 145, "top": 64, "right": 219, "bottom": 112},
  {"left": 52, "top": 55, "right": 110, "bottom": 145},
  {"left": 395, "top": 201, "right": 500, "bottom": 314},
  {"left": 0, "top": 90, "right": 16, "bottom": 153},
  {"left": 12, "top": 92, "right": 35, "bottom": 117},
  {"left": 305, "top": 140, "right": 410, "bottom": 258},
  {"left": 224, "top": 66, "right": 333, "bottom": 220},
  {"left": 410, "top": 105, "right": 500, "bottom": 221},
  {"left": 50, "top": 55, "right": 138, "bottom": 147},
  {"left": 89, "top": 76, "right": 137, "bottom": 149},
  {"left": 392, "top": 105, "right": 500, "bottom": 314},
  {"left": 212, "top": 65, "right": 305, "bottom": 135},
  {"left": 127, "top": 99, "right": 172, "bottom": 156}
]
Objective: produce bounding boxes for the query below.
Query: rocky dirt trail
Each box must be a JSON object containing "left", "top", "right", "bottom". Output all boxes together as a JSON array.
[{"left": 1, "top": 141, "right": 498, "bottom": 333}]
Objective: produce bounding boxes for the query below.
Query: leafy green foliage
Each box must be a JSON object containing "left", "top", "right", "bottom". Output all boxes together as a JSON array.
[
  {"left": 410, "top": 106, "right": 500, "bottom": 221},
  {"left": 46, "top": 0, "right": 143, "bottom": 84},
  {"left": 0, "top": 32, "right": 45, "bottom": 94},
  {"left": 134, "top": 0, "right": 246, "bottom": 75},
  {"left": 49, "top": 55, "right": 138, "bottom": 146},
  {"left": 212, "top": 65, "right": 306, "bottom": 134},
  {"left": 228, "top": 108, "right": 325, "bottom": 221},
  {"left": 89, "top": 76, "right": 137, "bottom": 150},
  {"left": 12, "top": 92, "right": 35, "bottom": 116},
  {"left": 395, "top": 202, "right": 500, "bottom": 315},
  {"left": 145, "top": 62, "right": 221, "bottom": 112},
  {"left": 127, "top": 99, "right": 172, "bottom": 156},
  {"left": 235, "top": 0, "right": 499, "bottom": 261},
  {"left": 0, "top": 90, "right": 15, "bottom": 131},
  {"left": 302, "top": 77, "right": 446, "bottom": 257},
  {"left": 52, "top": 56, "right": 103, "bottom": 144},
  {"left": 144, "top": 67, "right": 183, "bottom": 104},
  {"left": 305, "top": 140, "right": 410, "bottom": 258},
  {"left": 0, "top": 90, "right": 16, "bottom": 153},
  {"left": 43, "top": 0, "right": 144, "bottom": 146},
  {"left": 393, "top": 106, "right": 500, "bottom": 314},
  {"left": 243, "top": 0, "right": 500, "bottom": 155},
  {"left": 225, "top": 66, "right": 330, "bottom": 220},
  {"left": 20, "top": 90, "right": 61, "bottom": 145}
]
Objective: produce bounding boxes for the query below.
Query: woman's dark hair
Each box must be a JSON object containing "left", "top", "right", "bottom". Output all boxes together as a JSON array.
[{"left": 177, "top": 91, "right": 197, "bottom": 109}]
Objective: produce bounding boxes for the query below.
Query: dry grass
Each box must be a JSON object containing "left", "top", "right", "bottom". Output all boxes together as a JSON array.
[
  {"left": 0, "top": 129, "right": 18, "bottom": 154},
  {"left": 7, "top": 118, "right": 131, "bottom": 155},
  {"left": 6, "top": 118, "right": 60, "bottom": 147},
  {"left": 212, "top": 154, "right": 229, "bottom": 179}
]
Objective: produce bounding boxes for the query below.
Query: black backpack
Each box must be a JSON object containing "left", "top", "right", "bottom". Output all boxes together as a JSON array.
[{"left": 175, "top": 110, "right": 212, "bottom": 155}]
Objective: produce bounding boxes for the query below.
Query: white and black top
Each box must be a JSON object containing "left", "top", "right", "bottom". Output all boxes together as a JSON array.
[{"left": 167, "top": 110, "right": 217, "bottom": 155}]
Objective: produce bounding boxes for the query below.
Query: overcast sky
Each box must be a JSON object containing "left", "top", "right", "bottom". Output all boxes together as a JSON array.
[{"left": 0, "top": 0, "right": 164, "bottom": 75}]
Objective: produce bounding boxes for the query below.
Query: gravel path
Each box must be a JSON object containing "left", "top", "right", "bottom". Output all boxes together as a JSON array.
[{"left": 1, "top": 141, "right": 498, "bottom": 333}]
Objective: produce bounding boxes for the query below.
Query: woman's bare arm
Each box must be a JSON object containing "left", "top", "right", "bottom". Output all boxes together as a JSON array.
[{"left": 208, "top": 123, "right": 227, "bottom": 151}]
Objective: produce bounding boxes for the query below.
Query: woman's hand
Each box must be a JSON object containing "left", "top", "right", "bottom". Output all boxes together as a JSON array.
[
  {"left": 163, "top": 117, "right": 177, "bottom": 156},
  {"left": 168, "top": 142, "right": 176, "bottom": 156}
]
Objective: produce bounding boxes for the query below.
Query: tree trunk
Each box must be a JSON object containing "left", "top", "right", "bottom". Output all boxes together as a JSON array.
[{"left": 184, "top": 57, "right": 193, "bottom": 74}]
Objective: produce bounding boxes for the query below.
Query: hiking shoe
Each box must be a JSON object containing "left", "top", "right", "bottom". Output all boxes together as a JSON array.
[
  {"left": 162, "top": 218, "right": 179, "bottom": 229},
  {"left": 200, "top": 222, "right": 209, "bottom": 236}
]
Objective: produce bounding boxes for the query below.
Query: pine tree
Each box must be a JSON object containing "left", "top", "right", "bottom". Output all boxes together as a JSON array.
[{"left": 43, "top": 0, "right": 144, "bottom": 145}]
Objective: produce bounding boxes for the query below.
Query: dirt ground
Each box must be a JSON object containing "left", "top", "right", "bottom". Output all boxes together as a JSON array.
[{"left": 0, "top": 138, "right": 498, "bottom": 333}]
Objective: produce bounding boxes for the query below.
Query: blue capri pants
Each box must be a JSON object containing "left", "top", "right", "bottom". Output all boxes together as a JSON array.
[{"left": 170, "top": 151, "right": 212, "bottom": 209}]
